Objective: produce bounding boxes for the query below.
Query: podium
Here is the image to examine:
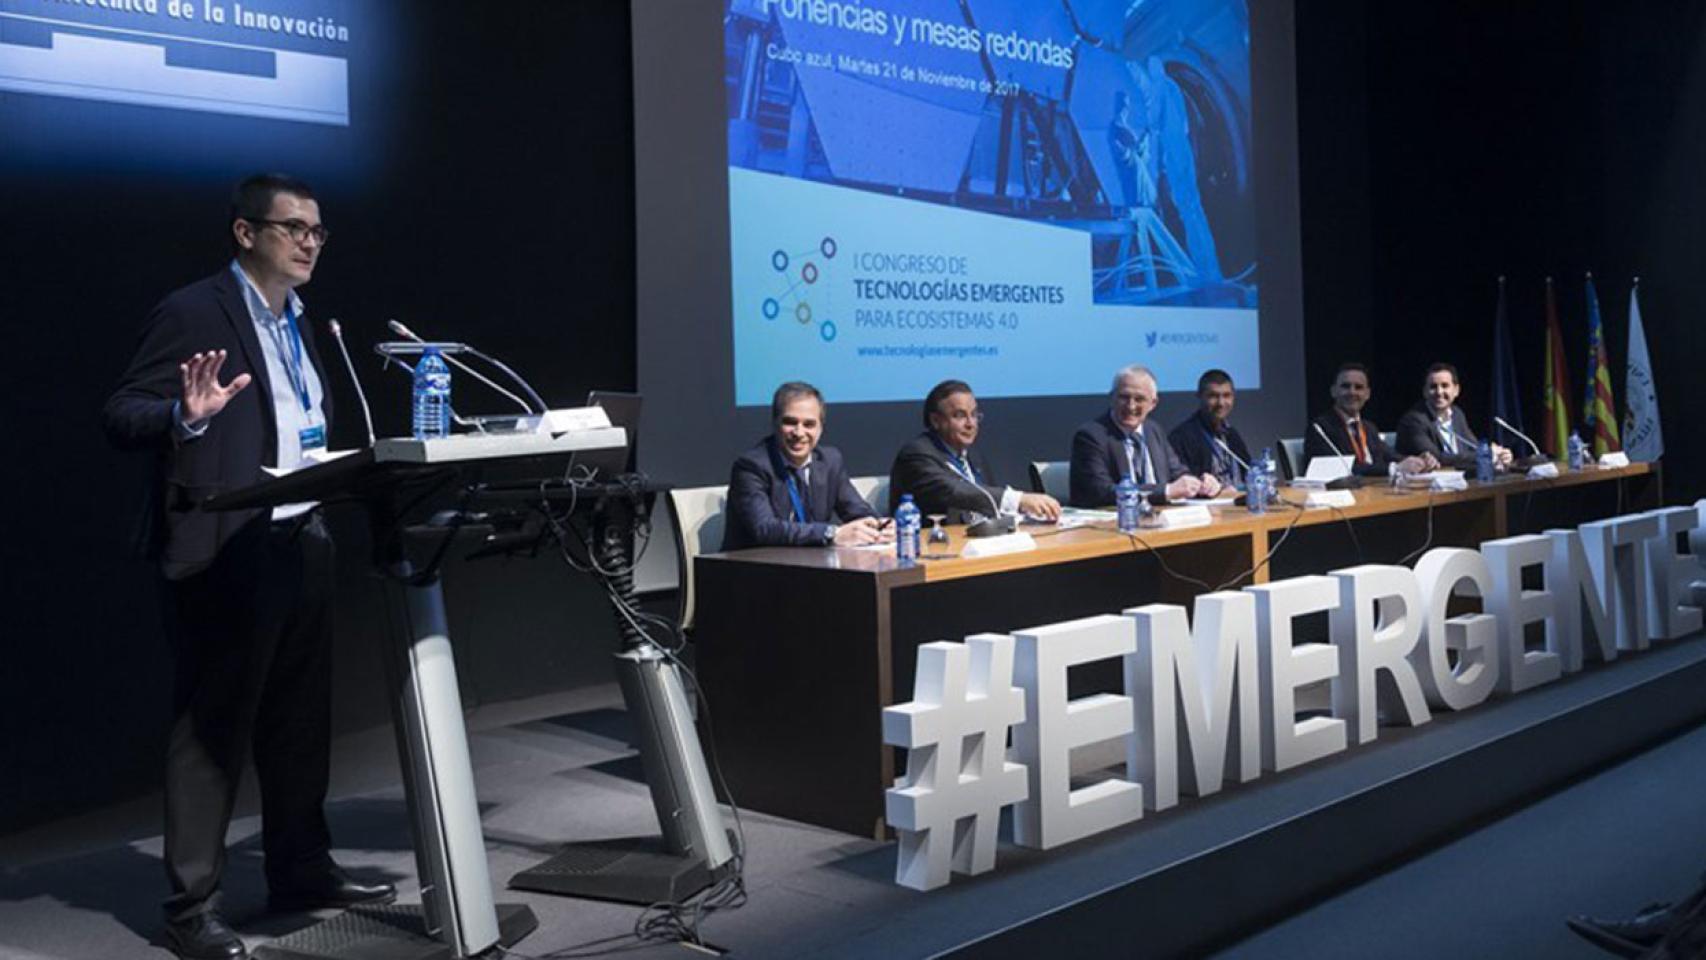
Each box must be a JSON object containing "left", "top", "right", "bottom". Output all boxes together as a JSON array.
[{"left": 206, "top": 428, "right": 624, "bottom": 960}]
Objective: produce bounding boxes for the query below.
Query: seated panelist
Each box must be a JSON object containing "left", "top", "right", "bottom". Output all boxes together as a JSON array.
[
  {"left": 1395, "top": 362, "right": 1514, "bottom": 471},
  {"left": 889, "top": 379, "right": 1061, "bottom": 525},
  {"left": 1305, "top": 362, "right": 1435, "bottom": 477},
  {"left": 1070, "top": 365, "right": 1221, "bottom": 507},
  {"left": 722, "top": 381, "right": 892, "bottom": 551},
  {"left": 1168, "top": 368, "right": 1254, "bottom": 486}
]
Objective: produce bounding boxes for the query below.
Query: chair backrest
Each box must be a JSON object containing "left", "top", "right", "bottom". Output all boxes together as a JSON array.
[
  {"left": 1278, "top": 438, "right": 1305, "bottom": 480},
  {"left": 1029, "top": 461, "right": 1071, "bottom": 500},
  {"left": 851, "top": 475, "right": 891, "bottom": 515},
  {"left": 666, "top": 484, "right": 729, "bottom": 634}
]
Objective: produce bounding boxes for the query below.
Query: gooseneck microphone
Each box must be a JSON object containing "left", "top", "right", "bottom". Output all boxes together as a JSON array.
[
  {"left": 1493, "top": 416, "right": 1546, "bottom": 460},
  {"left": 326, "top": 319, "right": 376, "bottom": 447},
  {"left": 1311, "top": 421, "right": 1367, "bottom": 489},
  {"left": 1212, "top": 435, "right": 1255, "bottom": 476},
  {"left": 387, "top": 319, "right": 536, "bottom": 415},
  {"left": 948, "top": 450, "right": 1018, "bottom": 537}
]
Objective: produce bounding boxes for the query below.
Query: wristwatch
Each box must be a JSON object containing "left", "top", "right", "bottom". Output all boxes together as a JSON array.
[{"left": 824, "top": 524, "right": 839, "bottom": 545}]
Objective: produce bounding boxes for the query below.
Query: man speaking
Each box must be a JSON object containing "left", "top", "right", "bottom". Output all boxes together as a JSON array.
[{"left": 103, "top": 175, "right": 391, "bottom": 960}]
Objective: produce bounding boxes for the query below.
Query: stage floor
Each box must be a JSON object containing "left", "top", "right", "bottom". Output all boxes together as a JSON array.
[{"left": 5, "top": 634, "right": 1706, "bottom": 959}]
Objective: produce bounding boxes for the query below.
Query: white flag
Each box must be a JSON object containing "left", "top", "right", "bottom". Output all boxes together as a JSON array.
[{"left": 1623, "top": 285, "right": 1664, "bottom": 461}]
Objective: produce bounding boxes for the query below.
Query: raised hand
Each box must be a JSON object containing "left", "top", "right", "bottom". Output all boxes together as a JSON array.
[{"left": 180, "top": 350, "right": 252, "bottom": 425}]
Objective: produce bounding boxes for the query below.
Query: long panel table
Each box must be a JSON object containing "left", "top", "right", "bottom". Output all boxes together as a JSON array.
[{"left": 693, "top": 464, "right": 1661, "bottom": 838}]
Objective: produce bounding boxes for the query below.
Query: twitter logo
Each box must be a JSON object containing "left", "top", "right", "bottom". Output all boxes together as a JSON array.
[{"left": 1145, "top": 331, "right": 1159, "bottom": 348}]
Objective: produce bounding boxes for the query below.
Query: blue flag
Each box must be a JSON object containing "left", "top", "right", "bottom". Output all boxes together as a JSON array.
[{"left": 1490, "top": 276, "right": 1523, "bottom": 438}]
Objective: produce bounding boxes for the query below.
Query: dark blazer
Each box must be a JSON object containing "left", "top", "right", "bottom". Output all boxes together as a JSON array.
[
  {"left": 888, "top": 432, "right": 1006, "bottom": 525},
  {"left": 1069, "top": 411, "right": 1188, "bottom": 507},
  {"left": 102, "top": 268, "right": 335, "bottom": 580},
  {"left": 1304, "top": 410, "right": 1393, "bottom": 477},
  {"left": 722, "top": 437, "right": 875, "bottom": 550},
  {"left": 1168, "top": 410, "right": 1253, "bottom": 484},
  {"left": 1395, "top": 403, "right": 1480, "bottom": 470}
]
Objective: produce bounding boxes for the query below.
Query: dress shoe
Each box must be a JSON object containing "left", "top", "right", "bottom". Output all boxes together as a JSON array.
[
  {"left": 268, "top": 865, "right": 397, "bottom": 912},
  {"left": 163, "top": 910, "right": 247, "bottom": 960},
  {"left": 1566, "top": 902, "right": 1676, "bottom": 958}
]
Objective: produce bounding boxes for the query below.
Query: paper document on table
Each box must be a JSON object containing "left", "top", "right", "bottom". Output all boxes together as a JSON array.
[
  {"left": 1305, "top": 456, "right": 1354, "bottom": 482},
  {"left": 1056, "top": 508, "right": 1116, "bottom": 530}
]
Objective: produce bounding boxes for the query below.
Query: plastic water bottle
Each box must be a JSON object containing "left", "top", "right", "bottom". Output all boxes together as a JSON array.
[
  {"left": 1264, "top": 448, "right": 1280, "bottom": 505},
  {"left": 1567, "top": 433, "right": 1587, "bottom": 471},
  {"left": 1248, "top": 448, "right": 1271, "bottom": 515},
  {"left": 1475, "top": 439, "right": 1495, "bottom": 483},
  {"left": 895, "top": 494, "right": 922, "bottom": 564},
  {"left": 412, "top": 346, "right": 451, "bottom": 439},
  {"left": 1115, "top": 476, "right": 1141, "bottom": 532}
]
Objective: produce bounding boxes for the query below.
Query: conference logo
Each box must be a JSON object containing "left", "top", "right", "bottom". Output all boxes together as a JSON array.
[
  {"left": 884, "top": 506, "right": 1705, "bottom": 891},
  {"left": 760, "top": 236, "right": 839, "bottom": 344}
]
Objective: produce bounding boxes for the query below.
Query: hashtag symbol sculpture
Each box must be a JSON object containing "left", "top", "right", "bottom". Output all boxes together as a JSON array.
[{"left": 883, "top": 634, "right": 1029, "bottom": 891}]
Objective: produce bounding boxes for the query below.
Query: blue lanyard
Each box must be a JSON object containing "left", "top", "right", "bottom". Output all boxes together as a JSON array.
[
  {"left": 783, "top": 468, "right": 809, "bottom": 523},
  {"left": 930, "top": 435, "right": 978, "bottom": 483},
  {"left": 264, "top": 307, "right": 313, "bottom": 414},
  {"left": 1201, "top": 423, "right": 1240, "bottom": 481}
]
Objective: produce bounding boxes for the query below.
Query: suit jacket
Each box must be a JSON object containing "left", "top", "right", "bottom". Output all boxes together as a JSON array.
[
  {"left": 1069, "top": 411, "right": 1188, "bottom": 507},
  {"left": 1304, "top": 410, "right": 1393, "bottom": 477},
  {"left": 1395, "top": 403, "right": 1480, "bottom": 470},
  {"left": 722, "top": 437, "right": 875, "bottom": 550},
  {"left": 888, "top": 432, "right": 1006, "bottom": 525},
  {"left": 1168, "top": 410, "right": 1253, "bottom": 484},
  {"left": 102, "top": 268, "right": 335, "bottom": 580}
]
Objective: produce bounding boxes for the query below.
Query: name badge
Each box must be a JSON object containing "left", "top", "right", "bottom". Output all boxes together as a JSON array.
[{"left": 299, "top": 424, "right": 327, "bottom": 452}]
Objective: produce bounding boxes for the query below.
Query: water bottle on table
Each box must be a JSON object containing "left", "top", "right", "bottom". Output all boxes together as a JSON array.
[
  {"left": 895, "top": 494, "right": 922, "bottom": 565},
  {"left": 1567, "top": 433, "right": 1587, "bottom": 471},
  {"left": 412, "top": 345, "right": 452, "bottom": 439},
  {"left": 1476, "top": 439, "right": 1495, "bottom": 483},
  {"left": 1248, "top": 448, "right": 1272, "bottom": 515},
  {"left": 1115, "top": 476, "right": 1141, "bottom": 532}
]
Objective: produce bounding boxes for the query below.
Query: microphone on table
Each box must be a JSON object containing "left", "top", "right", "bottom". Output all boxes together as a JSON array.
[
  {"left": 326, "top": 319, "right": 376, "bottom": 448},
  {"left": 950, "top": 454, "right": 1018, "bottom": 538},
  {"left": 387, "top": 319, "right": 536, "bottom": 415},
  {"left": 1310, "top": 422, "right": 1366, "bottom": 489},
  {"left": 1493, "top": 416, "right": 1551, "bottom": 467}
]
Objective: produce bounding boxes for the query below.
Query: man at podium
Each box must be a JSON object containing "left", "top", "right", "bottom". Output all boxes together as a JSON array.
[{"left": 102, "top": 174, "right": 392, "bottom": 960}]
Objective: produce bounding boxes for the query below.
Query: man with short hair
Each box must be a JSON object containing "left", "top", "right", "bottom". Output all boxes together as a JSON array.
[
  {"left": 889, "top": 379, "right": 1061, "bottom": 524},
  {"left": 1071, "top": 365, "right": 1221, "bottom": 507},
  {"left": 723, "top": 381, "right": 891, "bottom": 550},
  {"left": 104, "top": 174, "right": 392, "bottom": 960},
  {"left": 1168, "top": 368, "right": 1254, "bottom": 486},
  {"left": 1305, "top": 362, "right": 1435, "bottom": 477},
  {"left": 1395, "top": 362, "right": 1514, "bottom": 472}
]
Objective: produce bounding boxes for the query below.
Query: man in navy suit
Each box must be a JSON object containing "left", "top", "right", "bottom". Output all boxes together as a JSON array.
[
  {"left": 889, "top": 379, "right": 1061, "bottom": 525},
  {"left": 103, "top": 175, "right": 391, "bottom": 960},
  {"left": 1304, "top": 362, "right": 1434, "bottom": 478},
  {"left": 1070, "top": 365, "right": 1221, "bottom": 507},
  {"left": 1168, "top": 368, "right": 1255, "bottom": 486},
  {"left": 723, "top": 382, "right": 892, "bottom": 550}
]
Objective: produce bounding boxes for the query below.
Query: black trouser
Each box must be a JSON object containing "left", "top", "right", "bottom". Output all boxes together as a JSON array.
[{"left": 160, "top": 512, "right": 335, "bottom": 921}]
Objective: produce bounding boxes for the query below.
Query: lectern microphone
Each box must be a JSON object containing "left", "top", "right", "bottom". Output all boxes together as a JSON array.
[
  {"left": 387, "top": 319, "right": 536, "bottom": 415},
  {"left": 326, "top": 319, "right": 376, "bottom": 447}
]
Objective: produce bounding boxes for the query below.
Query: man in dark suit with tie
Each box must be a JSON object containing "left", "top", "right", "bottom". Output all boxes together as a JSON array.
[
  {"left": 889, "top": 379, "right": 1061, "bottom": 524},
  {"left": 1395, "top": 362, "right": 1514, "bottom": 472},
  {"left": 1071, "top": 365, "right": 1221, "bottom": 507},
  {"left": 723, "top": 381, "right": 892, "bottom": 550},
  {"left": 1168, "top": 368, "right": 1254, "bottom": 486},
  {"left": 103, "top": 175, "right": 391, "bottom": 960},
  {"left": 1305, "top": 362, "right": 1435, "bottom": 478}
]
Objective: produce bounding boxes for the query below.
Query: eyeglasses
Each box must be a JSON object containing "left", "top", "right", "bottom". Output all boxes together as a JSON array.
[
  {"left": 944, "top": 409, "right": 984, "bottom": 424},
  {"left": 247, "top": 218, "right": 330, "bottom": 246}
]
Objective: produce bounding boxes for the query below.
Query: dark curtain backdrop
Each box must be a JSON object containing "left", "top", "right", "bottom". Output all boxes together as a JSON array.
[{"left": 1297, "top": 1, "right": 1706, "bottom": 505}]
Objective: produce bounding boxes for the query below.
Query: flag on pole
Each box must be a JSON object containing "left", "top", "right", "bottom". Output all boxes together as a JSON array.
[
  {"left": 1542, "top": 277, "right": 1573, "bottom": 460},
  {"left": 1622, "top": 280, "right": 1663, "bottom": 462},
  {"left": 1581, "top": 274, "right": 1621, "bottom": 457},
  {"left": 1490, "top": 275, "right": 1524, "bottom": 440}
]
